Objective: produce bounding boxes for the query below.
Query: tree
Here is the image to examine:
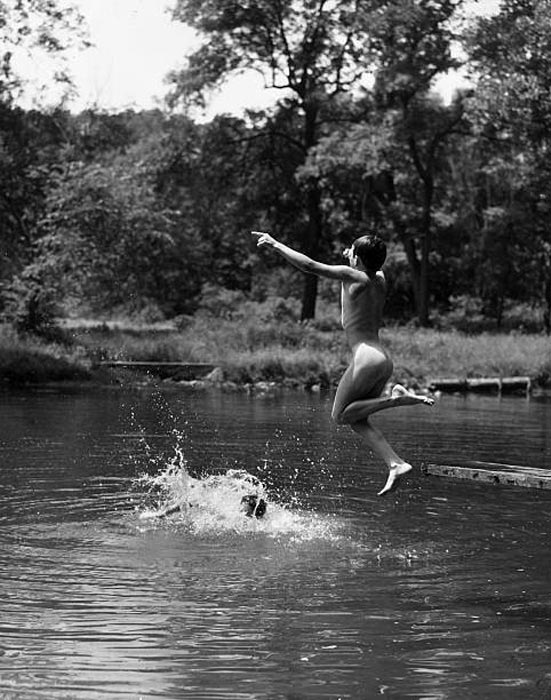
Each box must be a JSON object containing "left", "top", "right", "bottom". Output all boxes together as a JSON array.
[
  {"left": 391, "top": 94, "right": 468, "bottom": 325},
  {"left": 168, "top": 0, "right": 385, "bottom": 319},
  {"left": 298, "top": 0, "right": 467, "bottom": 324},
  {"left": 0, "top": 105, "right": 70, "bottom": 281},
  {"left": 0, "top": 0, "right": 88, "bottom": 321},
  {"left": 299, "top": 93, "right": 469, "bottom": 324},
  {"left": 361, "top": 0, "right": 466, "bottom": 325},
  {"left": 171, "top": 0, "right": 468, "bottom": 322},
  {"left": 464, "top": 0, "right": 551, "bottom": 331},
  {"left": 5, "top": 144, "right": 178, "bottom": 321},
  {"left": 151, "top": 113, "right": 273, "bottom": 297}
]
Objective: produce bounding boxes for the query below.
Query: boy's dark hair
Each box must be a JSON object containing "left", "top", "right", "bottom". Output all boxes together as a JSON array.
[
  {"left": 241, "top": 494, "right": 267, "bottom": 518},
  {"left": 352, "top": 234, "right": 387, "bottom": 271}
]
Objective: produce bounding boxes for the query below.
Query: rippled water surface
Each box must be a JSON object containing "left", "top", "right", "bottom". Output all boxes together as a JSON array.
[{"left": 1, "top": 387, "right": 550, "bottom": 699}]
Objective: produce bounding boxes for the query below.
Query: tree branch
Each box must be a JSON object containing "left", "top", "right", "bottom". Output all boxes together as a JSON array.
[{"left": 272, "top": 0, "right": 298, "bottom": 92}]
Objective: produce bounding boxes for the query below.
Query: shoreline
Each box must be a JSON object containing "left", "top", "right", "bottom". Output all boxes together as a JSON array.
[
  {"left": 3, "top": 368, "right": 549, "bottom": 399},
  {"left": 0, "top": 323, "right": 549, "bottom": 394}
]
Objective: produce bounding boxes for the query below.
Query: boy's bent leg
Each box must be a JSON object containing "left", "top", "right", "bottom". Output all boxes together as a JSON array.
[
  {"left": 338, "top": 384, "right": 434, "bottom": 424},
  {"left": 331, "top": 360, "right": 391, "bottom": 423},
  {"left": 350, "top": 419, "right": 412, "bottom": 496}
]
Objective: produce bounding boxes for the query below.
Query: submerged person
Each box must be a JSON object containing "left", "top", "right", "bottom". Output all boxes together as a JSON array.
[
  {"left": 251, "top": 230, "right": 434, "bottom": 495},
  {"left": 152, "top": 494, "right": 267, "bottom": 520}
]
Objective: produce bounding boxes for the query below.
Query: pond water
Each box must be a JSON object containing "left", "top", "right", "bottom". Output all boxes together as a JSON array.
[{"left": 1, "top": 386, "right": 550, "bottom": 699}]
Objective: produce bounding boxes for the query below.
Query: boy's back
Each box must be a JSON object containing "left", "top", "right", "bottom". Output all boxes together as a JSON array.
[{"left": 341, "top": 271, "right": 387, "bottom": 347}]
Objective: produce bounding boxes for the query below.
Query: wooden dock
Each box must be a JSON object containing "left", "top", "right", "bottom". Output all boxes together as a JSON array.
[
  {"left": 98, "top": 361, "right": 218, "bottom": 380},
  {"left": 429, "top": 376, "right": 532, "bottom": 395},
  {"left": 422, "top": 460, "right": 551, "bottom": 490}
]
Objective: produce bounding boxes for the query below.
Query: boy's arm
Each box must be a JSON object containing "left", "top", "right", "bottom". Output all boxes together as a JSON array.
[{"left": 252, "top": 231, "right": 362, "bottom": 282}]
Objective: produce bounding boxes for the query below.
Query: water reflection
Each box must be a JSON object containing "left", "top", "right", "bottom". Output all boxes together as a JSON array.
[{"left": 0, "top": 388, "right": 550, "bottom": 698}]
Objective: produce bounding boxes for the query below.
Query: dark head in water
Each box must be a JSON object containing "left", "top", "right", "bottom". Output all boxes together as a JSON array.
[{"left": 240, "top": 494, "right": 267, "bottom": 518}]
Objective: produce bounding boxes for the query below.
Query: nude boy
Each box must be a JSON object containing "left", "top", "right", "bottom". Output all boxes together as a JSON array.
[{"left": 252, "top": 230, "right": 434, "bottom": 495}]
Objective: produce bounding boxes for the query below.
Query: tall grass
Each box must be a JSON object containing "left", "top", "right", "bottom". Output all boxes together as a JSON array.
[
  {"left": 2, "top": 290, "right": 550, "bottom": 386},
  {"left": 71, "top": 314, "right": 551, "bottom": 388},
  {"left": 385, "top": 327, "right": 551, "bottom": 385},
  {"left": 0, "top": 325, "right": 91, "bottom": 384}
]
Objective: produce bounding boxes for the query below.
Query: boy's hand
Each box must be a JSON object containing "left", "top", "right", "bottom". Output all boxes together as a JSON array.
[{"left": 251, "top": 231, "right": 277, "bottom": 247}]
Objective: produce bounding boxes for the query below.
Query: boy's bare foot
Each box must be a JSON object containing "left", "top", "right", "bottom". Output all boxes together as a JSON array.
[
  {"left": 391, "top": 384, "right": 434, "bottom": 407},
  {"left": 377, "top": 462, "right": 412, "bottom": 496}
]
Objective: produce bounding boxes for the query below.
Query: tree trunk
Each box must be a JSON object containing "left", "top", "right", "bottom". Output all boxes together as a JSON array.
[
  {"left": 417, "top": 173, "right": 434, "bottom": 327},
  {"left": 543, "top": 243, "right": 551, "bottom": 335},
  {"left": 402, "top": 234, "right": 422, "bottom": 318},
  {"left": 544, "top": 277, "right": 551, "bottom": 335},
  {"left": 301, "top": 274, "right": 318, "bottom": 321},
  {"left": 389, "top": 207, "right": 422, "bottom": 321},
  {"left": 418, "top": 229, "right": 431, "bottom": 326},
  {"left": 300, "top": 183, "right": 322, "bottom": 320},
  {"left": 405, "top": 132, "right": 437, "bottom": 327},
  {"left": 299, "top": 103, "right": 322, "bottom": 321}
]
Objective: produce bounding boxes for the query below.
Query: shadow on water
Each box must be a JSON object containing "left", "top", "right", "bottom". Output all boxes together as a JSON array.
[{"left": 0, "top": 387, "right": 550, "bottom": 698}]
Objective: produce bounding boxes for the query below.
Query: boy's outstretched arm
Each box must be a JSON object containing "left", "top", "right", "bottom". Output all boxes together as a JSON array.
[{"left": 252, "top": 231, "right": 359, "bottom": 281}]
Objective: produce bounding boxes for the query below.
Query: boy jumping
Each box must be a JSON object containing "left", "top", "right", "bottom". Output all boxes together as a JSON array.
[{"left": 252, "top": 231, "right": 434, "bottom": 495}]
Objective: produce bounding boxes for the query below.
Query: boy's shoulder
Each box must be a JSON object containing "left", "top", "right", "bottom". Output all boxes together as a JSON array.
[
  {"left": 346, "top": 269, "right": 385, "bottom": 299},
  {"left": 368, "top": 270, "right": 387, "bottom": 297},
  {"left": 366, "top": 270, "right": 386, "bottom": 287}
]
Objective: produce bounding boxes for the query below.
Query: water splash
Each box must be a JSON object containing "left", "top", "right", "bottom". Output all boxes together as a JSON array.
[{"left": 135, "top": 446, "right": 343, "bottom": 541}]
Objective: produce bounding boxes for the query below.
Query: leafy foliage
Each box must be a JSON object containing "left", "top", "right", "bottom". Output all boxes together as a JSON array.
[
  {"left": 462, "top": 0, "right": 551, "bottom": 329},
  {"left": 0, "top": 0, "right": 87, "bottom": 102},
  {"left": 26, "top": 151, "right": 177, "bottom": 313},
  {"left": 1, "top": 0, "right": 551, "bottom": 339}
]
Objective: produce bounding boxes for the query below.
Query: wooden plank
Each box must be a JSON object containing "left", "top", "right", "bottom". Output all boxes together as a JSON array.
[
  {"left": 98, "top": 361, "right": 218, "bottom": 380},
  {"left": 422, "top": 462, "right": 551, "bottom": 490},
  {"left": 461, "top": 460, "right": 547, "bottom": 475},
  {"left": 99, "top": 361, "right": 215, "bottom": 368}
]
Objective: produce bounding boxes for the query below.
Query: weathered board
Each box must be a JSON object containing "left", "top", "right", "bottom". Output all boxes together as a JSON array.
[
  {"left": 422, "top": 460, "right": 551, "bottom": 490},
  {"left": 98, "top": 361, "right": 218, "bottom": 380}
]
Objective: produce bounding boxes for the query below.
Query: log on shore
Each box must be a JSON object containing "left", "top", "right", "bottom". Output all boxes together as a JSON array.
[{"left": 429, "top": 376, "right": 532, "bottom": 394}]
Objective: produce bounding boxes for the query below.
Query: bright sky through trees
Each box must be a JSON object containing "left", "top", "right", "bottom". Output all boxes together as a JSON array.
[{"left": 13, "top": 0, "right": 501, "bottom": 116}]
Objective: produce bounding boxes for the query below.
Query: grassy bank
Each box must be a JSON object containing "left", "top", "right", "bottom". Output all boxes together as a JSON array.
[
  {"left": 0, "top": 325, "right": 92, "bottom": 385},
  {"left": 0, "top": 317, "right": 549, "bottom": 389}
]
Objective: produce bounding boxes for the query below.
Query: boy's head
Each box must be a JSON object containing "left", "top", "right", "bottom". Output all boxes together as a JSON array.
[
  {"left": 240, "top": 494, "right": 267, "bottom": 518},
  {"left": 352, "top": 234, "right": 387, "bottom": 271}
]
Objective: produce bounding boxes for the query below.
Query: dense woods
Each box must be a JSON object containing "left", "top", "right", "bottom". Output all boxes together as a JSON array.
[{"left": 2, "top": 0, "right": 551, "bottom": 337}]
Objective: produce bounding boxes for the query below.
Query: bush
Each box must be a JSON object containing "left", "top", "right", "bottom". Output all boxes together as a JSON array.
[
  {"left": 1, "top": 270, "right": 65, "bottom": 342},
  {"left": 197, "top": 283, "right": 301, "bottom": 323}
]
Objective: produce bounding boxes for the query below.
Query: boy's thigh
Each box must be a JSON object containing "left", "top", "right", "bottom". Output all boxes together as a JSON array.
[
  {"left": 352, "top": 359, "right": 392, "bottom": 399},
  {"left": 332, "top": 360, "right": 390, "bottom": 417}
]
